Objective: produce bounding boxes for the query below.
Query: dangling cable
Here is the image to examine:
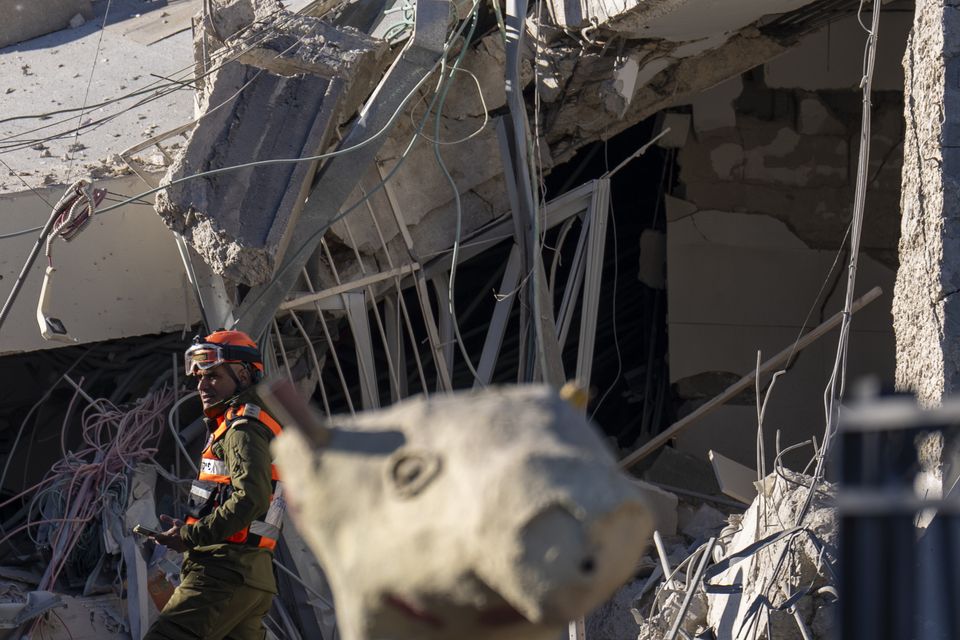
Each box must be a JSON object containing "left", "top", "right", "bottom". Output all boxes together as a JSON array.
[{"left": 0, "top": 180, "right": 103, "bottom": 336}]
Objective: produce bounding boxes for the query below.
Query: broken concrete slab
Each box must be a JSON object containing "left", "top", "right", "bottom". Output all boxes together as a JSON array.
[
  {"left": 205, "top": 0, "right": 282, "bottom": 41},
  {"left": 709, "top": 450, "right": 758, "bottom": 504},
  {"left": 643, "top": 446, "right": 721, "bottom": 497},
  {"left": 543, "top": 30, "right": 788, "bottom": 164},
  {"left": 155, "top": 12, "right": 388, "bottom": 285},
  {"left": 546, "top": 0, "right": 816, "bottom": 39},
  {"left": 678, "top": 503, "right": 727, "bottom": 542}
]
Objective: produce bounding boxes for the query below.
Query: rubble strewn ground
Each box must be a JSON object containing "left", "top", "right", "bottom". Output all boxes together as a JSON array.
[
  {"left": 591, "top": 470, "right": 838, "bottom": 640},
  {"left": 0, "top": 0, "right": 194, "bottom": 194}
]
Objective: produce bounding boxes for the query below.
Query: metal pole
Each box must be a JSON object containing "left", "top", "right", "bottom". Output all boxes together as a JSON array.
[
  {"left": 665, "top": 538, "right": 717, "bottom": 640},
  {"left": 0, "top": 209, "right": 59, "bottom": 333}
]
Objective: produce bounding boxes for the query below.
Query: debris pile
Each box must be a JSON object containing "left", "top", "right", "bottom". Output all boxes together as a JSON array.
[
  {"left": 705, "top": 470, "right": 837, "bottom": 639},
  {"left": 626, "top": 470, "right": 837, "bottom": 640},
  {"left": 0, "top": 386, "right": 182, "bottom": 638},
  {"left": 577, "top": 495, "right": 728, "bottom": 639}
]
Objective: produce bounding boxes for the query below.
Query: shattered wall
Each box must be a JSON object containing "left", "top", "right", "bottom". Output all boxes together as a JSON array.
[
  {"left": 156, "top": 11, "right": 389, "bottom": 285},
  {"left": 665, "top": 10, "right": 909, "bottom": 466},
  {"left": 319, "top": 13, "right": 821, "bottom": 292}
]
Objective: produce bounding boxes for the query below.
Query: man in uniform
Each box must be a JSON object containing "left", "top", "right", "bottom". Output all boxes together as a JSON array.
[{"left": 144, "top": 330, "right": 285, "bottom": 640}]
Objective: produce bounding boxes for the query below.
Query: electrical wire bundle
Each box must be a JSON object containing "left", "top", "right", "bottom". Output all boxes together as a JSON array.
[
  {"left": 43, "top": 180, "right": 106, "bottom": 262},
  {"left": 15, "top": 387, "right": 175, "bottom": 592}
]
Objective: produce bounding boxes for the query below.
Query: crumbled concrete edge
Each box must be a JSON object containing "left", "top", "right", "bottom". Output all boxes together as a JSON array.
[
  {"left": 893, "top": 0, "right": 955, "bottom": 407},
  {"left": 155, "top": 10, "right": 389, "bottom": 286}
]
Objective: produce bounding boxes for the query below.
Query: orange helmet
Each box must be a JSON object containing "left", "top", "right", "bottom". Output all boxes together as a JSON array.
[{"left": 185, "top": 330, "right": 264, "bottom": 377}]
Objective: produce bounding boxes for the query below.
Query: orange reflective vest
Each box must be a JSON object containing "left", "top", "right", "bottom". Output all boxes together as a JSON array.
[{"left": 186, "top": 402, "right": 284, "bottom": 551}]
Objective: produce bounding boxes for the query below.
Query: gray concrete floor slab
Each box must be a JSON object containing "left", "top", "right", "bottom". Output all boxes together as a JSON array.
[{"left": 0, "top": 0, "right": 195, "bottom": 194}]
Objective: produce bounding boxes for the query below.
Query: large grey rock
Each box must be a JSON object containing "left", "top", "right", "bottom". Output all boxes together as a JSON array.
[{"left": 272, "top": 385, "right": 655, "bottom": 640}]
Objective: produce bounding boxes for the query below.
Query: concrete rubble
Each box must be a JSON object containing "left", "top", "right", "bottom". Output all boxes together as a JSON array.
[
  {"left": 705, "top": 470, "right": 836, "bottom": 639},
  {"left": 628, "top": 470, "right": 837, "bottom": 640},
  {"left": 151, "top": 0, "right": 858, "bottom": 298},
  {"left": 319, "top": 7, "right": 848, "bottom": 295}
]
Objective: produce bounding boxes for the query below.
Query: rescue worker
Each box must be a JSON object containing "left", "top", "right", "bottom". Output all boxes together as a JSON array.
[{"left": 144, "top": 330, "right": 285, "bottom": 640}]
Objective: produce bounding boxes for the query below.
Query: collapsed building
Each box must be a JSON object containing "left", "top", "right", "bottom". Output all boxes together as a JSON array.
[{"left": 0, "top": 0, "right": 953, "bottom": 637}]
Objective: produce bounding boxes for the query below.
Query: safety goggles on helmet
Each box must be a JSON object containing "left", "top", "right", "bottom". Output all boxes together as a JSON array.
[{"left": 184, "top": 341, "right": 263, "bottom": 377}]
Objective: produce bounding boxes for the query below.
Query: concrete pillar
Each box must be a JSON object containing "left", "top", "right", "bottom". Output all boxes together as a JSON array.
[
  {"left": 893, "top": 0, "right": 960, "bottom": 407},
  {"left": 893, "top": 0, "right": 960, "bottom": 498}
]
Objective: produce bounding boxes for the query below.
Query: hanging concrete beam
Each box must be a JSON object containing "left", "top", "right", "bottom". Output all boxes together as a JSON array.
[
  {"left": 234, "top": 0, "right": 452, "bottom": 336},
  {"left": 232, "top": 11, "right": 388, "bottom": 109},
  {"left": 156, "top": 13, "right": 388, "bottom": 286}
]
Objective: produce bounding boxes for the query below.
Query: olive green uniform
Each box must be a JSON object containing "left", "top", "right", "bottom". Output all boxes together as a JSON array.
[{"left": 144, "top": 402, "right": 278, "bottom": 640}]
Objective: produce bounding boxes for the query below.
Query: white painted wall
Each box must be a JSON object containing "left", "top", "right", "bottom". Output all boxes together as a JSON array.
[
  {"left": 0, "top": 174, "right": 199, "bottom": 354},
  {"left": 666, "top": 202, "right": 896, "bottom": 467},
  {"left": 663, "top": 12, "right": 907, "bottom": 466}
]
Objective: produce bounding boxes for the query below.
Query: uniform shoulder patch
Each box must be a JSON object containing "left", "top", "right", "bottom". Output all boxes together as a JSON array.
[{"left": 241, "top": 404, "right": 262, "bottom": 419}]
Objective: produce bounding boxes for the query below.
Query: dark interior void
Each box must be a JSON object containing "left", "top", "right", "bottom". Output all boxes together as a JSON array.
[{"left": 316, "top": 114, "right": 675, "bottom": 453}]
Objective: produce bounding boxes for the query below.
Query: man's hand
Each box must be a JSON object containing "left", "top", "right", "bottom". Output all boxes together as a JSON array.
[{"left": 151, "top": 514, "right": 189, "bottom": 553}]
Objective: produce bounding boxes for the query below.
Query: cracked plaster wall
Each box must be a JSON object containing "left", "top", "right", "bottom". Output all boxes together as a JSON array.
[
  {"left": 665, "top": 17, "right": 906, "bottom": 464},
  {"left": 667, "top": 201, "right": 896, "bottom": 467},
  {"left": 677, "top": 73, "right": 904, "bottom": 267}
]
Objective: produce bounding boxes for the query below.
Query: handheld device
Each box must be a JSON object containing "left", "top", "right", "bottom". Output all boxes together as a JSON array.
[{"left": 133, "top": 524, "right": 164, "bottom": 537}]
